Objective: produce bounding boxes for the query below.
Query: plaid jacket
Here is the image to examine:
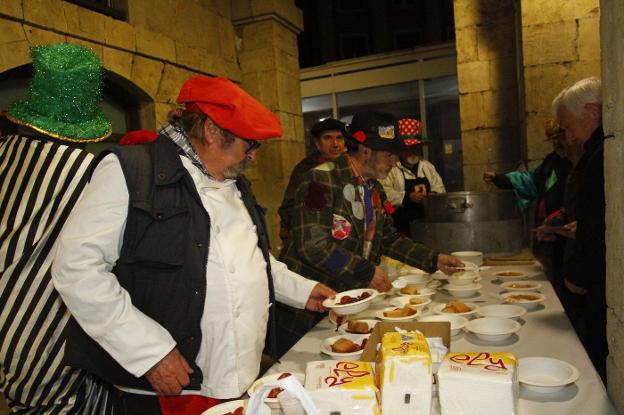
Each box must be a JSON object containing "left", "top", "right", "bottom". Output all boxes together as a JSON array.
[{"left": 276, "top": 155, "right": 438, "bottom": 355}]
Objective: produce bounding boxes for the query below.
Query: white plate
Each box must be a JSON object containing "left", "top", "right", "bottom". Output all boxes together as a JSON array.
[
  {"left": 443, "top": 283, "right": 482, "bottom": 298},
  {"left": 248, "top": 372, "right": 305, "bottom": 408},
  {"left": 465, "top": 317, "right": 521, "bottom": 341},
  {"left": 337, "top": 319, "right": 379, "bottom": 335},
  {"left": 433, "top": 302, "right": 479, "bottom": 317},
  {"left": 201, "top": 400, "right": 270, "bottom": 415},
  {"left": 321, "top": 334, "right": 369, "bottom": 358},
  {"left": 418, "top": 314, "right": 467, "bottom": 336},
  {"left": 500, "top": 281, "right": 543, "bottom": 291},
  {"left": 322, "top": 288, "right": 378, "bottom": 316},
  {"left": 396, "top": 287, "right": 436, "bottom": 297},
  {"left": 477, "top": 304, "right": 526, "bottom": 320},
  {"left": 376, "top": 306, "right": 419, "bottom": 321},
  {"left": 500, "top": 291, "right": 546, "bottom": 310},
  {"left": 494, "top": 270, "right": 530, "bottom": 280},
  {"left": 398, "top": 276, "right": 432, "bottom": 289},
  {"left": 389, "top": 296, "right": 432, "bottom": 309},
  {"left": 519, "top": 357, "right": 580, "bottom": 393}
]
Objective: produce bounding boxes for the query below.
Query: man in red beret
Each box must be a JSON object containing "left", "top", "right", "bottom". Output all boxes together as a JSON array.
[{"left": 52, "top": 76, "right": 335, "bottom": 414}]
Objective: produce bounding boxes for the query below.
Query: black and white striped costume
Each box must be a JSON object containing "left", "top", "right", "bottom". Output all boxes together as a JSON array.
[{"left": 0, "top": 134, "right": 112, "bottom": 414}]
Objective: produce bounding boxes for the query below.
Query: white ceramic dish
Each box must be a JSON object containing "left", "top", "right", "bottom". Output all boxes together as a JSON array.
[
  {"left": 396, "top": 287, "right": 436, "bottom": 298},
  {"left": 321, "top": 333, "right": 369, "bottom": 358},
  {"left": 500, "top": 281, "right": 543, "bottom": 291},
  {"left": 427, "top": 280, "right": 442, "bottom": 289},
  {"left": 376, "top": 305, "right": 419, "bottom": 321},
  {"left": 201, "top": 400, "right": 270, "bottom": 415},
  {"left": 518, "top": 357, "right": 580, "bottom": 393},
  {"left": 337, "top": 319, "right": 379, "bottom": 335},
  {"left": 389, "top": 296, "right": 432, "bottom": 310},
  {"left": 433, "top": 302, "right": 479, "bottom": 317},
  {"left": 451, "top": 251, "right": 484, "bottom": 266},
  {"left": 443, "top": 283, "right": 482, "bottom": 298},
  {"left": 465, "top": 317, "right": 521, "bottom": 341},
  {"left": 248, "top": 372, "right": 305, "bottom": 409},
  {"left": 448, "top": 269, "right": 480, "bottom": 286},
  {"left": 398, "top": 272, "right": 431, "bottom": 284},
  {"left": 500, "top": 291, "right": 545, "bottom": 310},
  {"left": 398, "top": 275, "right": 433, "bottom": 289},
  {"left": 322, "top": 288, "right": 378, "bottom": 316},
  {"left": 477, "top": 304, "right": 527, "bottom": 320},
  {"left": 418, "top": 314, "right": 467, "bottom": 336},
  {"left": 494, "top": 270, "right": 530, "bottom": 280}
]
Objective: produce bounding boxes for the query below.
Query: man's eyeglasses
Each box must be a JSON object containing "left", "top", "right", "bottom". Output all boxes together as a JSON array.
[{"left": 245, "top": 139, "right": 261, "bottom": 154}]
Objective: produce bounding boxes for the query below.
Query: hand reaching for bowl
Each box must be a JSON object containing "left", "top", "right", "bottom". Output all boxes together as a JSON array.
[
  {"left": 305, "top": 283, "right": 336, "bottom": 312},
  {"left": 369, "top": 266, "right": 392, "bottom": 292},
  {"left": 437, "top": 254, "right": 464, "bottom": 275}
]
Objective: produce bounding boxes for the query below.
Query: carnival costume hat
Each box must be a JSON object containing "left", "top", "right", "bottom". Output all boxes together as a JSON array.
[
  {"left": 177, "top": 76, "right": 282, "bottom": 140},
  {"left": 310, "top": 117, "right": 347, "bottom": 138},
  {"left": 346, "top": 111, "right": 401, "bottom": 154},
  {"left": 398, "top": 118, "right": 431, "bottom": 147},
  {"left": 7, "top": 43, "right": 112, "bottom": 142}
]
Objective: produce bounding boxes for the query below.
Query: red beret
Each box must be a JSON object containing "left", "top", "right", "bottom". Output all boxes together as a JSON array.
[
  {"left": 176, "top": 76, "right": 282, "bottom": 140},
  {"left": 119, "top": 129, "right": 158, "bottom": 146}
]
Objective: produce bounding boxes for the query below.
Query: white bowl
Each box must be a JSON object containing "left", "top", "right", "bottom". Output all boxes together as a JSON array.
[
  {"left": 202, "top": 400, "right": 270, "bottom": 415},
  {"left": 321, "top": 334, "right": 369, "bottom": 358},
  {"left": 396, "top": 287, "right": 437, "bottom": 298},
  {"left": 248, "top": 372, "right": 305, "bottom": 409},
  {"left": 398, "top": 275, "right": 433, "bottom": 289},
  {"left": 518, "top": 357, "right": 580, "bottom": 393},
  {"left": 494, "top": 270, "right": 530, "bottom": 280},
  {"left": 389, "top": 296, "right": 432, "bottom": 310},
  {"left": 444, "top": 283, "right": 482, "bottom": 298},
  {"left": 465, "top": 317, "right": 521, "bottom": 341},
  {"left": 500, "top": 291, "right": 545, "bottom": 310},
  {"left": 451, "top": 251, "right": 483, "bottom": 266},
  {"left": 337, "top": 319, "right": 378, "bottom": 335},
  {"left": 447, "top": 270, "right": 480, "bottom": 286},
  {"left": 418, "top": 314, "right": 467, "bottom": 336},
  {"left": 433, "top": 302, "right": 479, "bottom": 317},
  {"left": 322, "top": 288, "right": 378, "bottom": 316},
  {"left": 500, "top": 281, "right": 542, "bottom": 291},
  {"left": 477, "top": 304, "right": 527, "bottom": 320},
  {"left": 376, "top": 305, "right": 419, "bottom": 321}
]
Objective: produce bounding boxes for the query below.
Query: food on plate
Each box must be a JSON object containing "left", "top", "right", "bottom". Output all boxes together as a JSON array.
[
  {"left": 267, "top": 372, "right": 292, "bottom": 399},
  {"left": 442, "top": 300, "right": 472, "bottom": 313},
  {"left": 383, "top": 305, "right": 417, "bottom": 318},
  {"left": 496, "top": 271, "right": 524, "bottom": 277},
  {"left": 507, "top": 283, "right": 533, "bottom": 288},
  {"left": 331, "top": 337, "right": 366, "bottom": 353},
  {"left": 338, "top": 291, "right": 372, "bottom": 304},
  {"left": 409, "top": 297, "right": 425, "bottom": 305},
  {"left": 400, "top": 286, "right": 420, "bottom": 295},
  {"left": 224, "top": 407, "right": 244, "bottom": 415},
  {"left": 346, "top": 320, "right": 372, "bottom": 334},
  {"left": 504, "top": 294, "right": 540, "bottom": 302}
]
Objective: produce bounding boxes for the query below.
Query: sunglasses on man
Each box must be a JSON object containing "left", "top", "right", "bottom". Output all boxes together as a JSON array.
[{"left": 245, "top": 139, "right": 261, "bottom": 154}]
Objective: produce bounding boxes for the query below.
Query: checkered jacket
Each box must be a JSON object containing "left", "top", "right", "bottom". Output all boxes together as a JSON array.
[{"left": 276, "top": 155, "right": 438, "bottom": 354}]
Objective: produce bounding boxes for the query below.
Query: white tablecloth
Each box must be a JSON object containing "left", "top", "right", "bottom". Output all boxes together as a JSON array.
[{"left": 267, "top": 263, "right": 617, "bottom": 414}]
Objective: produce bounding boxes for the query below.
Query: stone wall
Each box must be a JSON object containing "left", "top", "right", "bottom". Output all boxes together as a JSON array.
[
  {"left": 521, "top": 0, "right": 601, "bottom": 168},
  {"left": 453, "top": 0, "right": 522, "bottom": 191},
  {"left": 0, "top": 0, "right": 304, "bottom": 252},
  {"left": 601, "top": 0, "right": 624, "bottom": 410}
]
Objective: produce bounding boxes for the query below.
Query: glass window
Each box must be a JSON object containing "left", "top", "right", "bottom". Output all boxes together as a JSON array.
[
  {"left": 424, "top": 75, "right": 463, "bottom": 191},
  {"left": 302, "top": 94, "right": 333, "bottom": 155}
]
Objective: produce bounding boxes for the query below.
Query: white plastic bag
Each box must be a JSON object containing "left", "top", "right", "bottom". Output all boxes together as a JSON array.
[{"left": 245, "top": 375, "right": 319, "bottom": 415}]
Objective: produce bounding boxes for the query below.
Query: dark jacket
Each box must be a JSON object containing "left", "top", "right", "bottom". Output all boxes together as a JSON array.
[
  {"left": 64, "top": 136, "right": 277, "bottom": 390},
  {"left": 566, "top": 126, "right": 605, "bottom": 289},
  {"left": 276, "top": 155, "right": 438, "bottom": 355}
]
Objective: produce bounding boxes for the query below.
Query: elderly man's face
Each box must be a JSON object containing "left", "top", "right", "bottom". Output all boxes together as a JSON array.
[
  {"left": 370, "top": 150, "right": 398, "bottom": 180},
  {"left": 557, "top": 105, "right": 599, "bottom": 146},
  {"left": 314, "top": 130, "right": 345, "bottom": 160}
]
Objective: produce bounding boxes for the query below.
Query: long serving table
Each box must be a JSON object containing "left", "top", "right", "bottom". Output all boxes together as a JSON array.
[{"left": 267, "top": 262, "right": 618, "bottom": 415}]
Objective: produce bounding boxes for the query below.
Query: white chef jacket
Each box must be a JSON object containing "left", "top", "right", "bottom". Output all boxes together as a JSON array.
[
  {"left": 380, "top": 160, "right": 446, "bottom": 207},
  {"left": 52, "top": 154, "right": 316, "bottom": 399}
]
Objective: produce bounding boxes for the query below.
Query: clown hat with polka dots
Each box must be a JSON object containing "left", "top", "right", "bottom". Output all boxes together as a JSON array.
[{"left": 398, "top": 118, "right": 431, "bottom": 147}]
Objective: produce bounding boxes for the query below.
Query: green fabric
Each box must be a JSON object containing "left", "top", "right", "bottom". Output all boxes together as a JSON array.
[
  {"left": 505, "top": 170, "right": 537, "bottom": 213},
  {"left": 544, "top": 169, "right": 558, "bottom": 191},
  {"left": 8, "top": 44, "right": 111, "bottom": 142}
]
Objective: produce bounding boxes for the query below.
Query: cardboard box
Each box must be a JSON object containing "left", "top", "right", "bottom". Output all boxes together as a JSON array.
[{"left": 360, "top": 321, "right": 451, "bottom": 362}]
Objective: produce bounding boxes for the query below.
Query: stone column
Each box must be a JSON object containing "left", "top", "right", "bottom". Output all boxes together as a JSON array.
[
  {"left": 232, "top": 0, "right": 304, "bottom": 252},
  {"left": 602, "top": 0, "right": 624, "bottom": 410},
  {"left": 453, "top": 0, "right": 522, "bottom": 191}
]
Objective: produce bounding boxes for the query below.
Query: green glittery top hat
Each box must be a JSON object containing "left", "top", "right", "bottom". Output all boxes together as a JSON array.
[{"left": 7, "top": 43, "right": 111, "bottom": 143}]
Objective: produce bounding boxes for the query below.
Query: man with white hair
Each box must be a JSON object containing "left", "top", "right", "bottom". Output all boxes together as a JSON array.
[{"left": 552, "top": 76, "right": 607, "bottom": 381}]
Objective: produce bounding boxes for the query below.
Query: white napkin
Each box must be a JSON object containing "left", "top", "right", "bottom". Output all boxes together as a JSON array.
[{"left": 245, "top": 375, "right": 319, "bottom": 415}]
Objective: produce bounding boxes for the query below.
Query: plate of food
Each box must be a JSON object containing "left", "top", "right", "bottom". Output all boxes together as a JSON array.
[
  {"left": 376, "top": 305, "right": 419, "bottom": 321},
  {"left": 321, "top": 334, "right": 369, "bottom": 358},
  {"left": 322, "top": 288, "right": 378, "bottom": 316},
  {"left": 389, "top": 296, "right": 432, "bottom": 310},
  {"left": 337, "top": 319, "right": 378, "bottom": 335},
  {"left": 433, "top": 300, "right": 479, "bottom": 316},
  {"left": 494, "top": 270, "right": 530, "bottom": 280},
  {"left": 248, "top": 372, "right": 305, "bottom": 409},
  {"left": 397, "top": 286, "right": 436, "bottom": 297},
  {"left": 500, "top": 281, "right": 542, "bottom": 291},
  {"left": 500, "top": 292, "right": 545, "bottom": 310}
]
